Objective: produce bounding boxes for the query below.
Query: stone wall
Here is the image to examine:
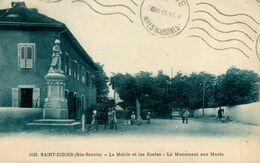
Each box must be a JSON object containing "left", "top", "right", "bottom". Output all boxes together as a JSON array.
[
  {"left": 193, "top": 102, "right": 260, "bottom": 125},
  {"left": 0, "top": 107, "right": 42, "bottom": 131}
]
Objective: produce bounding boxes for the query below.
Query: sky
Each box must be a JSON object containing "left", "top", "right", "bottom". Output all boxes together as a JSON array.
[{"left": 0, "top": 0, "right": 259, "bottom": 77}]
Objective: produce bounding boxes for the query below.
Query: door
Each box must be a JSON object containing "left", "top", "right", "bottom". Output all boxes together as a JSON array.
[
  {"left": 68, "top": 91, "right": 77, "bottom": 119},
  {"left": 81, "top": 95, "right": 85, "bottom": 111},
  {"left": 20, "top": 88, "right": 33, "bottom": 108}
]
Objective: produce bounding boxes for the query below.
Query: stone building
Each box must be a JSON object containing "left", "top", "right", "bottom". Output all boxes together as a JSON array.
[{"left": 0, "top": 2, "right": 97, "bottom": 119}]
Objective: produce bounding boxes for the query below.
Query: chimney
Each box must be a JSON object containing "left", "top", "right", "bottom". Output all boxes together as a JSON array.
[{"left": 11, "top": 2, "right": 26, "bottom": 8}]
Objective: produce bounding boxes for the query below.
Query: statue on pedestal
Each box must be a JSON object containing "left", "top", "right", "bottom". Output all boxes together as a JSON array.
[
  {"left": 44, "top": 38, "right": 68, "bottom": 119},
  {"left": 49, "top": 39, "right": 62, "bottom": 73}
]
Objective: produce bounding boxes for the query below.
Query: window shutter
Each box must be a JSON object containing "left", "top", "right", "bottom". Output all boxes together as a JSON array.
[
  {"left": 12, "top": 88, "right": 19, "bottom": 107},
  {"left": 68, "top": 59, "right": 71, "bottom": 76},
  {"left": 82, "top": 67, "right": 85, "bottom": 83},
  {"left": 33, "top": 88, "right": 40, "bottom": 108},
  {"left": 20, "top": 46, "right": 26, "bottom": 68},
  {"left": 77, "top": 64, "right": 80, "bottom": 80},
  {"left": 64, "top": 53, "right": 69, "bottom": 74},
  {"left": 86, "top": 71, "right": 89, "bottom": 86},
  {"left": 26, "top": 46, "right": 33, "bottom": 69},
  {"left": 74, "top": 61, "right": 77, "bottom": 79}
]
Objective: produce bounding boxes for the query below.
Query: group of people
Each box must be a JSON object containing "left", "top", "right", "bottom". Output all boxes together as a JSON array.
[
  {"left": 129, "top": 111, "right": 151, "bottom": 125},
  {"left": 86, "top": 108, "right": 152, "bottom": 132},
  {"left": 86, "top": 106, "right": 228, "bottom": 131},
  {"left": 86, "top": 107, "right": 118, "bottom": 132},
  {"left": 180, "top": 107, "right": 229, "bottom": 124}
]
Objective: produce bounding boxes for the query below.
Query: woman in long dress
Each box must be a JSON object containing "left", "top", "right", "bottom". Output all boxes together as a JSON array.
[{"left": 87, "top": 110, "right": 98, "bottom": 131}]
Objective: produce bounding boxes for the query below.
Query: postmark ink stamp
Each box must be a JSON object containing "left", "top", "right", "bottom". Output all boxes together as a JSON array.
[
  {"left": 256, "top": 34, "right": 260, "bottom": 61},
  {"left": 140, "top": 0, "right": 190, "bottom": 38}
]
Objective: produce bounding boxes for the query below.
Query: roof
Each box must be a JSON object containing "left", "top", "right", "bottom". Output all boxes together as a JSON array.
[
  {"left": 0, "top": 2, "right": 98, "bottom": 70},
  {"left": 0, "top": 3, "right": 63, "bottom": 26}
]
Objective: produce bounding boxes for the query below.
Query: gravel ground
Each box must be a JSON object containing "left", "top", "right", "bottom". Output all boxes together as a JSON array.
[
  {"left": 0, "top": 118, "right": 259, "bottom": 163},
  {"left": 0, "top": 117, "right": 259, "bottom": 137}
]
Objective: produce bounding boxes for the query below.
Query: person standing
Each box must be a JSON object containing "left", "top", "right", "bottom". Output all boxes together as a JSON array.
[
  {"left": 183, "top": 109, "right": 190, "bottom": 124},
  {"left": 87, "top": 110, "right": 98, "bottom": 132},
  {"left": 181, "top": 109, "right": 185, "bottom": 124},
  {"left": 130, "top": 111, "right": 136, "bottom": 125},
  {"left": 108, "top": 108, "right": 114, "bottom": 129},
  {"left": 218, "top": 107, "right": 223, "bottom": 119},
  {"left": 221, "top": 107, "right": 224, "bottom": 118},
  {"left": 103, "top": 106, "right": 109, "bottom": 130},
  {"left": 146, "top": 111, "right": 151, "bottom": 124},
  {"left": 112, "top": 107, "right": 117, "bottom": 130}
]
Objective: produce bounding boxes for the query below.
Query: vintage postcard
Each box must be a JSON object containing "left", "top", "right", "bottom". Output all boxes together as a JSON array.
[{"left": 0, "top": 0, "right": 259, "bottom": 163}]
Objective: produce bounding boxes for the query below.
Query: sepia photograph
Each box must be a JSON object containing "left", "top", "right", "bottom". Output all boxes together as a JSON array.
[{"left": 0, "top": 0, "right": 259, "bottom": 162}]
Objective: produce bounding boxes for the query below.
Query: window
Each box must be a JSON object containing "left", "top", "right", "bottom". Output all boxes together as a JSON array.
[
  {"left": 18, "top": 43, "right": 35, "bottom": 69},
  {"left": 86, "top": 71, "right": 89, "bottom": 86},
  {"left": 68, "top": 59, "right": 73, "bottom": 76},
  {"left": 65, "top": 90, "right": 69, "bottom": 100},
  {"left": 82, "top": 66, "right": 86, "bottom": 83},
  {"left": 77, "top": 64, "right": 80, "bottom": 80},
  {"left": 64, "top": 53, "right": 69, "bottom": 74},
  {"left": 74, "top": 60, "right": 77, "bottom": 79}
]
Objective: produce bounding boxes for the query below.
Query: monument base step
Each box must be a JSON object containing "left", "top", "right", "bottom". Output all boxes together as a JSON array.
[{"left": 26, "top": 119, "right": 81, "bottom": 130}]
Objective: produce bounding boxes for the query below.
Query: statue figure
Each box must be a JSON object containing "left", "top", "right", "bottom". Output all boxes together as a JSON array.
[{"left": 49, "top": 39, "right": 62, "bottom": 73}]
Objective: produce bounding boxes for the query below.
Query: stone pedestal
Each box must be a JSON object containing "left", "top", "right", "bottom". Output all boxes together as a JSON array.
[{"left": 44, "top": 72, "right": 68, "bottom": 119}]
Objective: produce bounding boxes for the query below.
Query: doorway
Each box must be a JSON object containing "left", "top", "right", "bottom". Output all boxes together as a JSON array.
[
  {"left": 68, "top": 91, "right": 77, "bottom": 119},
  {"left": 20, "top": 88, "right": 33, "bottom": 108}
]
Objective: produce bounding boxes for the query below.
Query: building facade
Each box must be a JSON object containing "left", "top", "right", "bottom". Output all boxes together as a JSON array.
[{"left": 0, "top": 2, "right": 97, "bottom": 119}]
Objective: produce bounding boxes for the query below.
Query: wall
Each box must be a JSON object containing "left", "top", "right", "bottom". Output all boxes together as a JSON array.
[
  {"left": 0, "top": 107, "right": 42, "bottom": 131},
  {"left": 0, "top": 30, "right": 55, "bottom": 107},
  {"left": 193, "top": 102, "right": 260, "bottom": 125},
  {"left": 60, "top": 34, "right": 97, "bottom": 108},
  {"left": 0, "top": 29, "right": 97, "bottom": 110}
]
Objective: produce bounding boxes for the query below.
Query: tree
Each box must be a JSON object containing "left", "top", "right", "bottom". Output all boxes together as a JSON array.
[
  {"left": 110, "top": 71, "right": 172, "bottom": 117},
  {"left": 152, "top": 70, "right": 171, "bottom": 117},
  {"left": 170, "top": 72, "right": 190, "bottom": 109},
  {"left": 185, "top": 72, "right": 216, "bottom": 109},
  {"left": 110, "top": 73, "right": 137, "bottom": 106},
  {"left": 109, "top": 67, "right": 260, "bottom": 118},
  {"left": 94, "top": 63, "right": 109, "bottom": 103},
  {"left": 216, "top": 67, "right": 260, "bottom": 106}
]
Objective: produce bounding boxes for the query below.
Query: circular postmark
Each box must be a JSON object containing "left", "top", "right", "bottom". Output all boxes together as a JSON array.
[
  {"left": 256, "top": 34, "right": 260, "bottom": 61},
  {"left": 140, "top": 0, "right": 190, "bottom": 38}
]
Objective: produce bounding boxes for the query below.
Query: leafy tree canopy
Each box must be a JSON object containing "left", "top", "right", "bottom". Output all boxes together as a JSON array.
[{"left": 110, "top": 67, "right": 260, "bottom": 117}]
